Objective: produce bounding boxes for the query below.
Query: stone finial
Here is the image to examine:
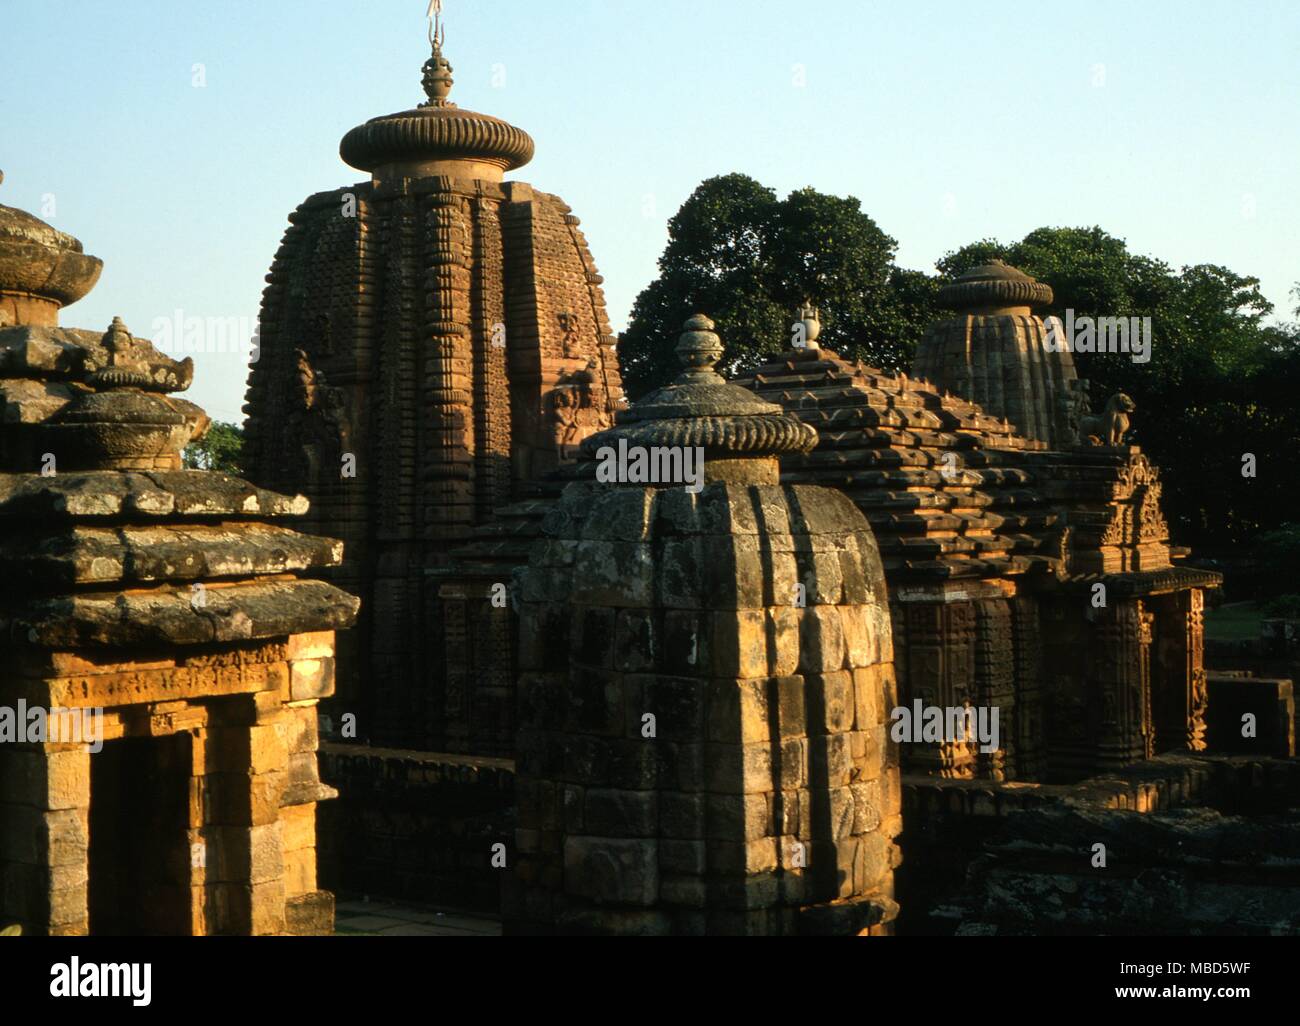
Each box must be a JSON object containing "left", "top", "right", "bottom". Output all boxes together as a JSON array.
[
  {"left": 27, "top": 317, "right": 206, "bottom": 471},
  {"left": 674, "top": 313, "right": 725, "bottom": 371},
  {"left": 795, "top": 302, "right": 822, "bottom": 350},
  {"left": 87, "top": 317, "right": 195, "bottom": 393},
  {"left": 420, "top": 36, "right": 456, "bottom": 107},
  {"left": 339, "top": 34, "right": 535, "bottom": 179},
  {"left": 581, "top": 314, "right": 818, "bottom": 472},
  {"left": 938, "top": 259, "right": 1054, "bottom": 313}
]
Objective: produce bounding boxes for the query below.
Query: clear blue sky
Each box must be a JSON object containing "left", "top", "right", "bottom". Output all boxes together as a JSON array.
[{"left": 4, "top": 0, "right": 1297, "bottom": 421}]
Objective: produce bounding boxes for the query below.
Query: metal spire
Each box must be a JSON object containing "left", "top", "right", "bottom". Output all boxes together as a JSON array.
[{"left": 427, "top": 0, "right": 445, "bottom": 51}]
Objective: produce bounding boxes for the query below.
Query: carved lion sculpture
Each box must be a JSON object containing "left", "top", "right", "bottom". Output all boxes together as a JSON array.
[{"left": 1079, "top": 393, "right": 1136, "bottom": 446}]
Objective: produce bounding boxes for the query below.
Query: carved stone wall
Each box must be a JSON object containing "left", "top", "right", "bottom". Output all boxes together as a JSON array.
[{"left": 1041, "top": 596, "right": 1156, "bottom": 779}]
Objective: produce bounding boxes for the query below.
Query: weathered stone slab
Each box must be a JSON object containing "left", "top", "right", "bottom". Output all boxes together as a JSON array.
[
  {"left": 0, "top": 522, "right": 343, "bottom": 588},
  {"left": 0, "top": 471, "right": 310, "bottom": 520},
  {"left": 5, "top": 579, "right": 359, "bottom": 649}
]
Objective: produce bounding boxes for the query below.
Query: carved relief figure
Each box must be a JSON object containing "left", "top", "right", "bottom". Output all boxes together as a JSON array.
[
  {"left": 290, "top": 348, "right": 351, "bottom": 479},
  {"left": 558, "top": 311, "right": 581, "bottom": 359},
  {"left": 1058, "top": 378, "right": 1092, "bottom": 445},
  {"left": 551, "top": 385, "right": 581, "bottom": 457}
]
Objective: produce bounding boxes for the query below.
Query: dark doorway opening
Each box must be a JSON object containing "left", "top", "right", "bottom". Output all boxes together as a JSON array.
[{"left": 88, "top": 734, "right": 192, "bottom": 935}]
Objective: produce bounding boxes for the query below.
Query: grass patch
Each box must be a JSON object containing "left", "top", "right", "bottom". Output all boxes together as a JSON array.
[{"left": 1204, "top": 602, "right": 1262, "bottom": 643}]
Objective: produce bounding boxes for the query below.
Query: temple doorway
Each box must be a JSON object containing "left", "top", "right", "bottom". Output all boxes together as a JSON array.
[{"left": 88, "top": 734, "right": 192, "bottom": 936}]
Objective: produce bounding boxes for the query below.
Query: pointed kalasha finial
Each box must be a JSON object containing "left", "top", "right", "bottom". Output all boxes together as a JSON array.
[
  {"left": 580, "top": 313, "right": 819, "bottom": 470},
  {"left": 795, "top": 302, "right": 822, "bottom": 351},
  {"left": 421, "top": 0, "right": 455, "bottom": 107},
  {"left": 92, "top": 317, "right": 151, "bottom": 389}
]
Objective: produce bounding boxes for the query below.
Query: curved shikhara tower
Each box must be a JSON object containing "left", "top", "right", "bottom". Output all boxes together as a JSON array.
[
  {"left": 913, "top": 260, "right": 1080, "bottom": 448},
  {"left": 244, "top": 37, "right": 623, "bottom": 741}
]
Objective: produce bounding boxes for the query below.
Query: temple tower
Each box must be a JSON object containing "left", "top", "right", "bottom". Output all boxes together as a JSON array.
[
  {"left": 243, "top": 32, "right": 623, "bottom": 747},
  {"left": 508, "top": 315, "right": 901, "bottom": 935},
  {"left": 914, "top": 260, "right": 1079, "bottom": 448}
]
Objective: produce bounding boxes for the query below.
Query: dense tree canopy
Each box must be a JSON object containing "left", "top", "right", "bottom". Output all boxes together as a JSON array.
[
  {"left": 618, "top": 174, "right": 938, "bottom": 397},
  {"left": 619, "top": 177, "right": 1300, "bottom": 550}
]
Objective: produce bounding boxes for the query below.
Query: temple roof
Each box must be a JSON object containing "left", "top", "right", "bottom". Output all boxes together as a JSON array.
[
  {"left": 339, "top": 39, "right": 535, "bottom": 176},
  {"left": 937, "top": 259, "right": 1054, "bottom": 313},
  {"left": 440, "top": 342, "right": 1203, "bottom": 594},
  {"left": 736, "top": 346, "right": 1062, "bottom": 581}
]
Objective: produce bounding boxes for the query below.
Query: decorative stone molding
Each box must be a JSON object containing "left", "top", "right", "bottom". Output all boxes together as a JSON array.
[{"left": 936, "top": 260, "right": 1055, "bottom": 313}]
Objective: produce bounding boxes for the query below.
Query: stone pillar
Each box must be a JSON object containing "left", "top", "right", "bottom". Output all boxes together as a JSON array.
[
  {"left": 1010, "top": 596, "right": 1045, "bottom": 781},
  {"left": 1090, "top": 600, "right": 1155, "bottom": 771},
  {"left": 508, "top": 315, "right": 900, "bottom": 936},
  {"left": 974, "top": 599, "right": 1016, "bottom": 781},
  {"left": 0, "top": 744, "right": 91, "bottom": 935},
  {"left": 205, "top": 705, "right": 289, "bottom": 937},
  {"left": 1153, "top": 589, "right": 1208, "bottom": 753}
]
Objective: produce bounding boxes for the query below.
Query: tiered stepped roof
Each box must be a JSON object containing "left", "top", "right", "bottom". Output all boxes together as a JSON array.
[{"left": 736, "top": 346, "right": 1063, "bottom": 582}]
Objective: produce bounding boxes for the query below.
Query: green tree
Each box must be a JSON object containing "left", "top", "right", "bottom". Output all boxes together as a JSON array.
[
  {"left": 619, "top": 174, "right": 938, "bottom": 397},
  {"left": 183, "top": 421, "right": 245, "bottom": 475}
]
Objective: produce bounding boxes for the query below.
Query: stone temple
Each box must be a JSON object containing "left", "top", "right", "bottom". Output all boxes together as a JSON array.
[
  {"left": 235, "top": 32, "right": 1299, "bottom": 936},
  {"left": 509, "top": 317, "right": 900, "bottom": 934},
  {"left": 0, "top": 173, "right": 359, "bottom": 935},
  {"left": 5, "top": 22, "right": 1298, "bottom": 936}
]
